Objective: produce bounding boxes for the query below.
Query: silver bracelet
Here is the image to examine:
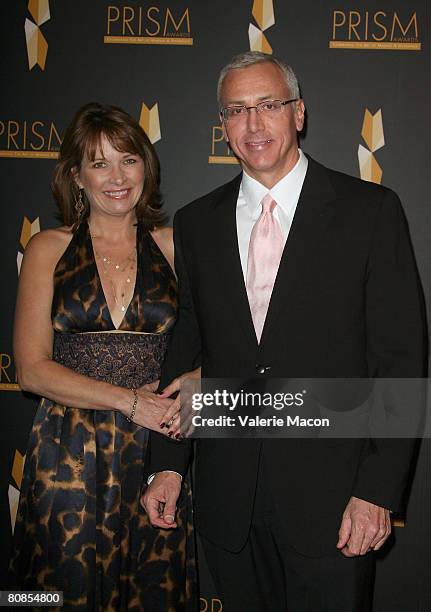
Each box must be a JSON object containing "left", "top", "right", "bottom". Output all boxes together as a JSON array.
[
  {"left": 147, "top": 471, "right": 183, "bottom": 485},
  {"left": 127, "top": 388, "right": 138, "bottom": 422}
]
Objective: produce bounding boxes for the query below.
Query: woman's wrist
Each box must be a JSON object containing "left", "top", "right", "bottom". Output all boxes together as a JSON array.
[
  {"left": 113, "top": 385, "right": 137, "bottom": 415},
  {"left": 126, "top": 388, "right": 138, "bottom": 422}
]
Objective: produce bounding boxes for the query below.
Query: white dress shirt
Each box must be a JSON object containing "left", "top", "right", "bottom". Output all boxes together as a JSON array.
[{"left": 236, "top": 149, "right": 308, "bottom": 279}]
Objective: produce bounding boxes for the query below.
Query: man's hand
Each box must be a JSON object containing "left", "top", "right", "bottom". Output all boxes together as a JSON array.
[
  {"left": 140, "top": 471, "right": 182, "bottom": 529},
  {"left": 337, "top": 496, "right": 391, "bottom": 557}
]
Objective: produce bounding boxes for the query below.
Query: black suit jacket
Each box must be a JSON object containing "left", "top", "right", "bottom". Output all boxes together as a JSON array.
[{"left": 148, "top": 156, "right": 426, "bottom": 556}]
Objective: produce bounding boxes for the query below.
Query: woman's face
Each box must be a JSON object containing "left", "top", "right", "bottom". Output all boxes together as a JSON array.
[{"left": 74, "top": 133, "right": 145, "bottom": 219}]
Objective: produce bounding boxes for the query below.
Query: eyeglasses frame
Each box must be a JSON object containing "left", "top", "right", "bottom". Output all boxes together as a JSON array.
[{"left": 220, "top": 98, "right": 299, "bottom": 122}]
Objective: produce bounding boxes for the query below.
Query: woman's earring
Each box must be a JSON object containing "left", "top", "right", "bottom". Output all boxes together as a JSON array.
[{"left": 75, "top": 188, "right": 85, "bottom": 221}]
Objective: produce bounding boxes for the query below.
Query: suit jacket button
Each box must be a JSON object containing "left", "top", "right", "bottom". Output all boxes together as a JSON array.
[{"left": 256, "top": 364, "right": 271, "bottom": 375}]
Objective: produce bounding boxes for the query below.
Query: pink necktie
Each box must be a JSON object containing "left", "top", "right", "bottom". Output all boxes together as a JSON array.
[{"left": 246, "top": 194, "right": 284, "bottom": 342}]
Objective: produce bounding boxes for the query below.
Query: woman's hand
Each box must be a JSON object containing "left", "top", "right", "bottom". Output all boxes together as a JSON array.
[
  {"left": 158, "top": 367, "right": 201, "bottom": 437},
  {"left": 126, "top": 386, "right": 174, "bottom": 434}
]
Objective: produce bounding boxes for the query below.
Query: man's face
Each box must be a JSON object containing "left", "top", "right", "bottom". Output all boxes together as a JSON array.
[{"left": 220, "top": 62, "right": 305, "bottom": 188}]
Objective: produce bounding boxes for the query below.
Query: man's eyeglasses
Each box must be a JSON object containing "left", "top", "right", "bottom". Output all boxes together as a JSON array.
[{"left": 220, "top": 98, "right": 298, "bottom": 122}]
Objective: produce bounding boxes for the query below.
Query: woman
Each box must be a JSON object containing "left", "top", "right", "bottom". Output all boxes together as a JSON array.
[{"left": 9, "top": 103, "right": 196, "bottom": 611}]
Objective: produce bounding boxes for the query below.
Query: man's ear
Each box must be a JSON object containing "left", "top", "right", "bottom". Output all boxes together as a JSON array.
[
  {"left": 294, "top": 100, "right": 305, "bottom": 133},
  {"left": 71, "top": 167, "right": 83, "bottom": 189}
]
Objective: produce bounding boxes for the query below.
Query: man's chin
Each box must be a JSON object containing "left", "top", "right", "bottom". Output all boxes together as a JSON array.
[{"left": 240, "top": 154, "right": 277, "bottom": 171}]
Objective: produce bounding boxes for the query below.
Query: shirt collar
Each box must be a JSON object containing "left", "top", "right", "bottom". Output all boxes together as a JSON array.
[{"left": 241, "top": 149, "right": 308, "bottom": 215}]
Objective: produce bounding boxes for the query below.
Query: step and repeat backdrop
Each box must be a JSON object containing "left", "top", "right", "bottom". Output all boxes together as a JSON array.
[{"left": 1, "top": 1, "right": 430, "bottom": 609}]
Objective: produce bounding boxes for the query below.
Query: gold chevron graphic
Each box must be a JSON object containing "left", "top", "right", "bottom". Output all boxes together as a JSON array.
[
  {"left": 252, "top": 0, "right": 275, "bottom": 31},
  {"left": 11, "top": 449, "right": 25, "bottom": 489},
  {"left": 358, "top": 145, "right": 383, "bottom": 184},
  {"left": 248, "top": 0, "right": 274, "bottom": 54},
  {"left": 28, "top": 0, "right": 50, "bottom": 25},
  {"left": 20, "top": 216, "right": 40, "bottom": 249},
  {"left": 25, "top": 0, "right": 50, "bottom": 70},
  {"left": 139, "top": 103, "right": 161, "bottom": 144},
  {"left": 25, "top": 19, "right": 48, "bottom": 70},
  {"left": 361, "top": 109, "right": 385, "bottom": 152},
  {"left": 358, "top": 108, "right": 385, "bottom": 184},
  {"left": 9, "top": 484, "right": 20, "bottom": 532},
  {"left": 248, "top": 24, "right": 272, "bottom": 54},
  {"left": 10, "top": 450, "right": 26, "bottom": 531}
]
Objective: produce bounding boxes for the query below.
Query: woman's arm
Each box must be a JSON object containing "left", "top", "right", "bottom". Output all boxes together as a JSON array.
[{"left": 14, "top": 228, "right": 171, "bottom": 430}]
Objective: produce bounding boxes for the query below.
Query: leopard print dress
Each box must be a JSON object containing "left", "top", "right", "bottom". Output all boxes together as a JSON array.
[{"left": 9, "top": 222, "right": 197, "bottom": 611}]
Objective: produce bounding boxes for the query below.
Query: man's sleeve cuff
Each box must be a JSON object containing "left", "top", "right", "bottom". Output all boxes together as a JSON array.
[{"left": 147, "top": 470, "right": 183, "bottom": 485}]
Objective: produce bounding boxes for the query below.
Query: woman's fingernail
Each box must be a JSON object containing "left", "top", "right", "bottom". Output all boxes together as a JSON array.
[{"left": 160, "top": 422, "right": 165, "bottom": 428}]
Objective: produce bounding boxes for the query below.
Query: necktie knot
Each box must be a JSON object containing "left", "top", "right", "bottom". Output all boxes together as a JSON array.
[{"left": 262, "top": 194, "right": 276, "bottom": 214}]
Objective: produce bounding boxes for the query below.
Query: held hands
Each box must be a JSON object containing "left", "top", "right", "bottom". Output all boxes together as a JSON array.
[
  {"left": 158, "top": 367, "right": 201, "bottom": 438},
  {"left": 124, "top": 381, "right": 174, "bottom": 435},
  {"left": 141, "top": 471, "right": 182, "bottom": 529},
  {"left": 337, "top": 496, "right": 391, "bottom": 557}
]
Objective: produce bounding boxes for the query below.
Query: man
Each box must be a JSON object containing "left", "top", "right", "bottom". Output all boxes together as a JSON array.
[{"left": 142, "top": 52, "right": 426, "bottom": 610}]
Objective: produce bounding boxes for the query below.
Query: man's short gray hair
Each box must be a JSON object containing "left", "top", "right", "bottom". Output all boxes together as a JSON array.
[{"left": 217, "top": 51, "right": 300, "bottom": 109}]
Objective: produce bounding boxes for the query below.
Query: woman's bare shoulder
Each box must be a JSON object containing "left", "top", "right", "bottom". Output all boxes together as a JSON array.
[{"left": 23, "top": 225, "right": 74, "bottom": 265}]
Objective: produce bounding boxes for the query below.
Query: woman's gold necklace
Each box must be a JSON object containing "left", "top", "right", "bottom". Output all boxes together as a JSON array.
[
  {"left": 96, "top": 248, "right": 136, "bottom": 312},
  {"left": 91, "top": 233, "right": 137, "bottom": 313}
]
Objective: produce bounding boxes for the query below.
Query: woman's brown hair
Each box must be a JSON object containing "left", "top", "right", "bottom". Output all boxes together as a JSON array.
[{"left": 52, "top": 102, "right": 167, "bottom": 230}]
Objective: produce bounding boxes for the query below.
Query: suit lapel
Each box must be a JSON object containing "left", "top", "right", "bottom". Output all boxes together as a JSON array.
[
  {"left": 210, "top": 174, "right": 258, "bottom": 349},
  {"left": 259, "top": 157, "right": 336, "bottom": 347}
]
